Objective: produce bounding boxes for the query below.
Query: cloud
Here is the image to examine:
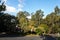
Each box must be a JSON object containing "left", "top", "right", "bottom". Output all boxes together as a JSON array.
[
  {"left": 6, "top": 5, "right": 17, "bottom": 13},
  {"left": 2, "top": 0, "right": 26, "bottom": 13},
  {"left": 2, "top": 0, "right": 7, "bottom": 3},
  {"left": 27, "top": 16, "right": 31, "bottom": 19},
  {"left": 17, "top": 8, "right": 23, "bottom": 11},
  {"left": 18, "top": 0, "right": 24, "bottom": 4},
  {"left": 1, "top": 0, "right": 17, "bottom": 13},
  {"left": 17, "top": 4, "right": 23, "bottom": 11},
  {"left": 18, "top": 4, "right": 23, "bottom": 8},
  {"left": 18, "top": 0, "right": 25, "bottom": 11}
]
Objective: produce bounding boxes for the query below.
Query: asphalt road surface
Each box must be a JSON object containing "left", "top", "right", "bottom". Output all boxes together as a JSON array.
[
  {"left": 0, "top": 36, "right": 43, "bottom": 40},
  {"left": 0, "top": 34, "right": 57, "bottom": 40}
]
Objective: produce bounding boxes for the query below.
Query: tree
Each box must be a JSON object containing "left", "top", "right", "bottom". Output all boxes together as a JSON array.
[
  {"left": 0, "top": 1, "right": 18, "bottom": 33},
  {"left": 0, "top": 1, "right": 6, "bottom": 32},
  {"left": 17, "top": 11, "right": 30, "bottom": 32},
  {"left": 39, "top": 24, "right": 49, "bottom": 34},
  {"left": 0, "top": 13, "right": 18, "bottom": 33},
  {"left": 31, "top": 9, "right": 44, "bottom": 27},
  {"left": 44, "top": 6, "right": 60, "bottom": 34},
  {"left": 54, "top": 6, "right": 60, "bottom": 15},
  {"left": 0, "top": 1, "right": 6, "bottom": 12}
]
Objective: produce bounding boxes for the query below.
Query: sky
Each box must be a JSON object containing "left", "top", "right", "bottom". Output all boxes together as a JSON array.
[{"left": 1, "top": 0, "right": 60, "bottom": 18}]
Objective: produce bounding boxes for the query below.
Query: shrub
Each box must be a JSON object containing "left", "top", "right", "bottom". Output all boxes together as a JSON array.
[{"left": 35, "top": 28, "right": 43, "bottom": 35}]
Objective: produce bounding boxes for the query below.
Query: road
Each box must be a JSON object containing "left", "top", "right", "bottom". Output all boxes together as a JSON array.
[
  {"left": 0, "top": 34, "right": 57, "bottom": 40},
  {"left": 0, "top": 36, "right": 43, "bottom": 40}
]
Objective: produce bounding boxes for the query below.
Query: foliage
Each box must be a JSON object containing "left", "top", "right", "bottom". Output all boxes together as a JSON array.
[
  {"left": 0, "top": 13, "right": 17, "bottom": 32},
  {"left": 45, "top": 6, "right": 60, "bottom": 34},
  {"left": 0, "top": 2, "right": 6, "bottom": 12},
  {"left": 16, "top": 6, "right": 60, "bottom": 34},
  {"left": 39, "top": 24, "right": 49, "bottom": 34},
  {"left": 17, "top": 11, "right": 30, "bottom": 32},
  {"left": 31, "top": 9, "right": 44, "bottom": 27},
  {"left": 35, "top": 28, "right": 42, "bottom": 35},
  {"left": 0, "top": 1, "right": 18, "bottom": 33},
  {"left": 0, "top": 0, "right": 60, "bottom": 35}
]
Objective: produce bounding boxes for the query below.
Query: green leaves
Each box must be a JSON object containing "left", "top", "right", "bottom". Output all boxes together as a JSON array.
[
  {"left": 35, "top": 28, "right": 42, "bottom": 35},
  {"left": 16, "top": 6, "right": 60, "bottom": 34},
  {"left": 17, "top": 11, "right": 30, "bottom": 32},
  {"left": 0, "top": 2, "right": 6, "bottom": 12},
  {"left": 31, "top": 9, "right": 44, "bottom": 27},
  {"left": 45, "top": 6, "right": 60, "bottom": 33}
]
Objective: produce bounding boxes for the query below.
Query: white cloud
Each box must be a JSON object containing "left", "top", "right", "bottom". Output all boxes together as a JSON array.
[
  {"left": 17, "top": 8, "right": 23, "bottom": 11},
  {"left": 18, "top": 0, "right": 24, "bottom": 4},
  {"left": 18, "top": 0, "right": 25, "bottom": 11},
  {"left": 2, "top": 0, "right": 7, "bottom": 3},
  {"left": 1, "top": 0, "right": 17, "bottom": 13},
  {"left": 27, "top": 16, "right": 31, "bottom": 19},
  {"left": 17, "top": 4, "right": 23, "bottom": 11},
  {"left": 18, "top": 4, "right": 23, "bottom": 8},
  {"left": 6, "top": 5, "right": 17, "bottom": 12},
  {"left": 2, "top": 0, "right": 26, "bottom": 13}
]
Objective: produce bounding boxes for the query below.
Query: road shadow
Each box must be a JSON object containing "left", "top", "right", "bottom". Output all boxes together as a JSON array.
[
  {"left": 0, "top": 34, "right": 25, "bottom": 38},
  {"left": 56, "top": 37, "right": 60, "bottom": 40},
  {"left": 40, "top": 35, "right": 56, "bottom": 40}
]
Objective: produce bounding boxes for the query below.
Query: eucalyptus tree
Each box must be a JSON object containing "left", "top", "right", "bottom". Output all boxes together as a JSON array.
[
  {"left": 31, "top": 9, "right": 44, "bottom": 27},
  {"left": 45, "top": 6, "right": 60, "bottom": 34},
  {"left": 17, "top": 11, "right": 30, "bottom": 32}
]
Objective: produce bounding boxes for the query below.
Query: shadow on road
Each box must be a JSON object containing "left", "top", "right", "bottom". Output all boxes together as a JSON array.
[
  {"left": 0, "top": 34, "right": 25, "bottom": 37},
  {"left": 0, "top": 34, "right": 59, "bottom": 40},
  {"left": 40, "top": 35, "right": 56, "bottom": 40}
]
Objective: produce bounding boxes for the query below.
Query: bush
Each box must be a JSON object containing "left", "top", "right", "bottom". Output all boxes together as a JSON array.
[
  {"left": 35, "top": 28, "right": 43, "bottom": 35},
  {"left": 39, "top": 24, "right": 49, "bottom": 34}
]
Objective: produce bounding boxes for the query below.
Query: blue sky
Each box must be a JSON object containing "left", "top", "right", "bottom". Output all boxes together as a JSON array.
[{"left": 1, "top": 0, "right": 60, "bottom": 17}]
